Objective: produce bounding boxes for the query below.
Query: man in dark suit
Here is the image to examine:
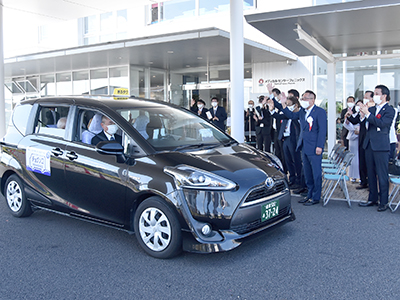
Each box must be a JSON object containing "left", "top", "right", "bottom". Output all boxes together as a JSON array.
[
  {"left": 347, "top": 92, "right": 374, "bottom": 189},
  {"left": 269, "top": 90, "right": 327, "bottom": 206},
  {"left": 255, "top": 95, "right": 272, "bottom": 152},
  {"left": 358, "top": 85, "right": 395, "bottom": 211},
  {"left": 209, "top": 97, "right": 227, "bottom": 131},
  {"left": 196, "top": 99, "right": 209, "bottom": 121},
  {"left": 45, "top": 108, "right": 60, "bottom": 126},
  {"left": 267, "top": 84, "right": 286, "bottom": 172},
  {"left": 91, "top": 115, "right": 122, "bottom": 146},
  {"left": 272, "top": 96, "right": 302, "bottom": 188},
  {"left": 340, "top": 96, "right": 355, "bottom": 150}
]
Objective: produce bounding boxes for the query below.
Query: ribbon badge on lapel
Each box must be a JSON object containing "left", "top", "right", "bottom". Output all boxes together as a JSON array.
[
  {"left": 376, "top": 114, "right": 382, "bottom": 119},
  {"left": 307, "top": 116, "right": 313, "bottom": 131}
]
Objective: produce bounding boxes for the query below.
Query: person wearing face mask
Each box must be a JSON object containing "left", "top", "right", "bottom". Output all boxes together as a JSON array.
[
  {"left": 268, "top": 90, "right": 327, "bottom": 206},
  {"left": 255, "top": 95, "right": 272, "bottom": 152},
  {"left": 267, "top": 83, "right": 286, "bottom": 174},
  {"left": 209, "top": 97, "right": 227, "bottom": 131},
  {"left": 269, "top": 96, "right": 302, "bottom": 189},
  {"left": 196, "top": 99, "right": 209, "bottom": 120},
  {"left": 91, "top": 115, "right": 122, "bottom": 146},
  {"left": 344, "top": 100, "right": 362, "bottom": 183},
  {"left": 245, "top": 100, "right": 257, "bottom": 146},
  {"left": 340, "top": 96, "right": 356, "bottom": 150},
  {"left": 358, "top": 84, "right": 395, "bottom": 212},
  {"left": 347, "top": 92, "right": 374, "bottom": 190}
]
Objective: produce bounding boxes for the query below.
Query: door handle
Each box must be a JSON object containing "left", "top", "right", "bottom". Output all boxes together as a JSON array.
[
  {"left": 66, "top": 151, "right": 78, "bottom": 160},
  {"left": 51, "top": 148, "right": 63, "bottom": 156}
]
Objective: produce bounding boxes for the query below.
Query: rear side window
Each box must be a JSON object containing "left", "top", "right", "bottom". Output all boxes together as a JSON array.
[
  {"left": 12, "top": 104, "right": 33, "bottom": 135},
  {"left": 34, "top": 106, "right": 70, "bottom": 138}
]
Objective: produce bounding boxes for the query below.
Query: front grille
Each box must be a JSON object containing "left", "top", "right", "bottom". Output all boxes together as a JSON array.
[
  {"left": 244, "top": 180, "right": 287, "bottom": 204},
  {"left": 231, "top": 205, "right": 290, "bottom": 235}
]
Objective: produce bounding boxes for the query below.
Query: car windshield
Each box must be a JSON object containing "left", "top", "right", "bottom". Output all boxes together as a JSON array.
[{"left": 117, "top": 106, "right": 233, "bottom": 151}]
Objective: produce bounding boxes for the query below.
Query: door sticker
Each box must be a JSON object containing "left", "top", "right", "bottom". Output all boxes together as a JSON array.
[{"left": 26, "top": 147, "right": 51, "bottom": 176}]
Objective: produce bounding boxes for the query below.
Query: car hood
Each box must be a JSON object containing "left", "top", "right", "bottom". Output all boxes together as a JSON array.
[{"left": 154, "top": 143, "right": 285, "bottom": 189}]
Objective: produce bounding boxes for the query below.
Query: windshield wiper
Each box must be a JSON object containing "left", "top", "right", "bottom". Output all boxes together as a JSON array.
[
  {"left": 173, "top": 143, "right": 219, "bottom": 152},
  {"left": 223, "top": 140, "right": 238, "bottom": 147}
]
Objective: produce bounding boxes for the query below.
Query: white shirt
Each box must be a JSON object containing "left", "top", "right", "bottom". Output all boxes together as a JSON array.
[
  {"left": 390, "top": 107, "right": 398, "bottom": 144},
  {"left": 104, "top": 131, "right": 115, "bottom": 140}
]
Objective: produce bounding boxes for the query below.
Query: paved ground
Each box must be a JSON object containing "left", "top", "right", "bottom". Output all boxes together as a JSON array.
[{"left": 1, "top": 194, "right": 400, "bottom": 300}]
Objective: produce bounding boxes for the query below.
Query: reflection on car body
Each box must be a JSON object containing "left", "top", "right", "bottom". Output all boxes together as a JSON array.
[{"left": 0, "top": 96, "right": 295, "bottom": 258}]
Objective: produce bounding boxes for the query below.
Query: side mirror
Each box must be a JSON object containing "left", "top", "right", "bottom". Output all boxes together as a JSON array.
[{"left": 96, "top": 140, "right": 124, "bottom": 155}]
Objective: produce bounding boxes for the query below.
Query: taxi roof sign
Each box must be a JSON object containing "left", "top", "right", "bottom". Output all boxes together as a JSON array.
[{"left": 113, "top": 88, "right": 129, "bottom": 100}]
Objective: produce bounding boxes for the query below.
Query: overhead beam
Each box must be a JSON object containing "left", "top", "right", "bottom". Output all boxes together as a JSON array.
[{"left": 294, "top": 24, "right": 335, "bottom": 63}]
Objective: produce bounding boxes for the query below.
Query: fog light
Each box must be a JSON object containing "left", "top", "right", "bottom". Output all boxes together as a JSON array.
[{"left": 201, "top": 224, "right": 212, "bottom": 236}]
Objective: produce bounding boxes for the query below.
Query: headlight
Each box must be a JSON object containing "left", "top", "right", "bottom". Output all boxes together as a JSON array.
[
  {"left": 265, "top": 152, "right": 284, "bottom": 170},
  {"left": 164, "top": 165, "right": 237, "bottom": 191}
]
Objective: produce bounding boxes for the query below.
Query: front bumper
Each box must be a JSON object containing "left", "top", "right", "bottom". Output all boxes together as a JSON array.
[{"left": 173, "top": 187, "right": 295, "bottom": 254}]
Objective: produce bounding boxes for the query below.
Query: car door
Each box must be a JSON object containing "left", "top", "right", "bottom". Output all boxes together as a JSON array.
[
  {"left": 63, "top": 109, "right": 129, "bottom": 226},
  {"left": 18, "top": 104, "right": 72, "bottom": 207}
]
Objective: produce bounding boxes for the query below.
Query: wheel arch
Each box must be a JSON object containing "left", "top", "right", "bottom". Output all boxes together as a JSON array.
[{"left": 1, "top": 170, "right": 18, "bottom": 196}]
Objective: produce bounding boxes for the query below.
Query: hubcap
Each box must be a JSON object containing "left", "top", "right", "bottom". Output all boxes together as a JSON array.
[
  {"left": 6, "top": 181, "right": 22, "bottom": 212},
  {"left": 139, "top": 207, "right": 171, "bottom": 251}
]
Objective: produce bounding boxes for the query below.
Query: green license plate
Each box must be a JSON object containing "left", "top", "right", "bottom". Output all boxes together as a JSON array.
[{"left": 261, "top": 200, "right": 279, "bottom": 222}]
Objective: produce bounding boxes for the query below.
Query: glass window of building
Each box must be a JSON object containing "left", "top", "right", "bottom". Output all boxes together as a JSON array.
[
  {"left": 73, "top": 71, "right": 90, "bottom": 95},
  {"left": 110, "top": 67, "right": 129, "bottom": 95},
  {"left": 40, "top": 74, "right": 56, "bottom": 96},
  {"left": 56, "top": 72, "right": 72, "bottom": 95},
  {"left": 5, "top": 82, "right": 23, "bottom": 94},
  {"left": 164, "top": 0, "right": 195, "bottom": 21},
  {"left": 150, "top": 71, "right": 165, "bottom": 101},
  {"left": 91, "top": 69, "right": 109, "bottom": 95}
]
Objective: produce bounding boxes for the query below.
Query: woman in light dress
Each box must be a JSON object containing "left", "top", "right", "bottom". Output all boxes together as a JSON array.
[{"left": 343, "top": 100, "right": 361, "bottom": 183}]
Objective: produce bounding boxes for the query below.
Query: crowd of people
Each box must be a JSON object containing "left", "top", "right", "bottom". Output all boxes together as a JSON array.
[{"left": 189, "top": 83, "right": 398, "bottom": 212}]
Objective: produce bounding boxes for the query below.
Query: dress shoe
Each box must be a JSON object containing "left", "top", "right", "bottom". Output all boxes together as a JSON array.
[
  {"left": 358, "top": 201, "right": 377, "bottom": 207},
  {"left": 300, "top": 191, "right": 309, "bottom": 198},
  {"left": 356, "top": 184, "right": 368, "bottom": 190},
  {"left": 290, "top": 184, "right": 301, "bottom": 190},
  {"left": 298, "top": 197, "right": 309, "bottom": 204},
  {"left": 292, "top": 187, "right": 305, "bottom": 194},
  {"left": 304, "top": 199, "right": 320, "bottom": 206},
  {"left": 377, "top": 204, "right": 389, "bottom": 212}
]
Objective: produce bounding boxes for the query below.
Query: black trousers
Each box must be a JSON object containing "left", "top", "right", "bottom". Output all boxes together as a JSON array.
[
  {"left": 365, "top": 143, "right": 390, "bottom": 206},
  {"left": 358, "top": 139, "right": 368, "bottom": 186},
  {"left": 256, "top": 133, "right": 271, "bottom": 152}
]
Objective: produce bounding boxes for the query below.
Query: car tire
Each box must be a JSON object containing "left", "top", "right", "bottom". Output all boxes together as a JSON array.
[
  {"left": 134, "top": 196, "right": 182, "bottom": 258},
  {"left": 5, "top": 175, "right": 33, "bottom": 218}
]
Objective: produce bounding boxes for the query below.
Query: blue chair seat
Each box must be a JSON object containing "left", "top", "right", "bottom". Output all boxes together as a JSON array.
[
  {"left": 324, "top": 174, "right": 349, "bottom": 181},
  {"left": 390, "top": 177, "right": 400, "bottom": 184}
]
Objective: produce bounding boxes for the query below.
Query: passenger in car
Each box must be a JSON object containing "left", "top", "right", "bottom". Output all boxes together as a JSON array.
[
  {"left": 91, "top": 115, "right": 122, "bottom": 145},
  {"left": 132, "top": 110, "right": 150, "bottom": 139},
  {"left": 57, "top": 117, "right": 67, "bottom": 129}
]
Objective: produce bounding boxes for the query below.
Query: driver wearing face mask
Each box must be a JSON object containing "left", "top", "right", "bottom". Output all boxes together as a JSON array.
[{"left": 91, "top": 115, "right": 122, "bottom": 146}]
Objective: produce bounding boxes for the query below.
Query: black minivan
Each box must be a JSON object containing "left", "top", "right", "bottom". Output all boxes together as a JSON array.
[{"left": 0, "top": 96, "right": 295, "bottom": 258}]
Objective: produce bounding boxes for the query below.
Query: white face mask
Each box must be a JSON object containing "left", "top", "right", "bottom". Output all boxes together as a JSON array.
[
  {"left": 211, "top": 102, "right": 218, "bottom": 107},
  {"left": 355, "top": 106, "right": 360, "bottom": 112},
  {"left": 198, "top": 104, "right": 204, "bottom": 109},
  {"left": 363, "top": 98, "right": 369, "bottom": 105},
  {"left": 248, "top": 104, "right": 254, "bottom": 109},
  {"left": 299, "top": 100, "right": 309, "bottom": 109},
  {"left": 347, "top": 102, "right": 355, "bottom": 108},
  {"left": 287, "top": 105, "right": 295, "bottom": 112},
  {"left": 373, "top": 95, "right": 382, "bottom": 104},
  {"left": 106, "top": 124, "right": 118, "bottom": 136}
]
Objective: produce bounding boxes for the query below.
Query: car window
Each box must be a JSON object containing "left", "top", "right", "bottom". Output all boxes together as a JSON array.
[
  {"left": 34, "top": 105, "right": 70, "bottom": 138},
  {"left": 118, "top": 106, "right": 232, "bottom": 151},
  {"left": 74, "top": 108, "right": 146, "bottom": 157},
  {"left": 11, "top": 103, "right": 33, "bottom": 135}
]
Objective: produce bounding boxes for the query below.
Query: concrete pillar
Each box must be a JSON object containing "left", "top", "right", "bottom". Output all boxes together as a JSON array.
[
  {"left": 327, "top": 62, "right": 336, "bottom": 154},
  {"left": 0, "top": 0, "right": 6, "bottom": 138},
  {"left": 230, "top": 0, "right": 244, "bottom": 143}
]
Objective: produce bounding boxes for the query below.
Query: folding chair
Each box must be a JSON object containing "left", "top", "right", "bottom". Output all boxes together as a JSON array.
[
  {"left": 322, "top": 143, "right": 342, "bottom": 164},
  {"left": 321, "top": 150, "right": 349, "bottom": 195},
  {"left": 322, "top": 152, "right": 354, "bottom": 207},
  {"left": 388, "top": 176, "right": 400, "bottom": 212},
  {"left": 321, "top": 146, "right": 346, "bottom": 169}
]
